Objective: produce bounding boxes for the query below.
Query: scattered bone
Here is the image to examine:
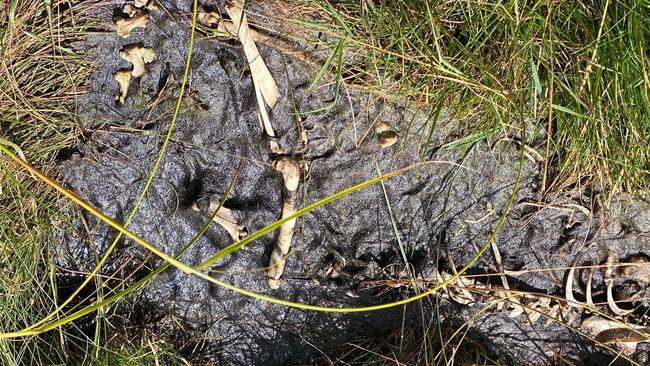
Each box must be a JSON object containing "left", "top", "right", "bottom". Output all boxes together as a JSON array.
[
  {"left": 207, "top": 195, "right": 248, "bottom": 242},
  {"left": 345, "top": 290, "right": 359, "bottom": 299},
  {"left": 506, "top": 294, "right": 552, "bottom": 323},
  {"left": 455, "top": 278, "right": 476, "bottom": 304},
  {"left": 602, "top": 251, "right": 635, "bottom": 316},
  {"left": 197, "top": 10, "right": 252, "bottom": 40},
  {"left": 120, "top": 45, "right": 156, "bottom": 78},
  {"left": 582, "top": 315, "right": 650, "bottom": 354},
  {"left": 115, "top": 10, "right": 149, "bottom": 38},
  {"left": 133, "top": 0, "right": 149, "bottom": 8},
  {"left": 564, "top": 266, "right": 585, "bottom": 308},
  {"left": 192, "top": 196, "right": 248, "bottom": 242},
  {"left": 122, "top": 4, "right": 138, "bottom": 17},
  {"left": 269, "top": 139, "right": 283, "bottom": 154},
  {"left": 566, "top": 258, "right": 648, "bottom": 315},
  {"left": 507, "top": 305, "right": 525, "bottom": 319},
  {"left": 525, "top": 296, "right": 549, "bottom": 323},
  {"left": 438, "top": 253, "right": 650, "bottom": 325},
  {"left": 114, "top": 70, "right": 132, "bottom": 104},
  {"left": 225, "top": 1, "right": 280, "bottom": 137},
  {"left": 394, "top": 267, "right": 580, "bottom": 326},
  {"left": 586, "top": 269, "right": 595, "bottom": 307},
  {"left": 268, "top": 157, "right": 301, "bottom": 289},
  {"left": 606, "top": 280, "right": 634, "bottom": 316},
  {"left": 442, "top": 249, "right": 476, "bottom": 304},
  {"left": 375, "top": 122, "right": 398, "bottom": 148},
  {"left": 131, "top": 0, "right": 158, "bottom": 10},
  {"left": 323, "top": 249, "right": 347, "bottom": 278}
]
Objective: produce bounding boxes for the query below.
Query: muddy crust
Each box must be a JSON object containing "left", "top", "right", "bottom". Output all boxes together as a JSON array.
[
  {"left": 61, "top": 1, "right": 437, "bottom": 362},
  {"left": 55, "top": 1, "right": 650, "bottom": 364}
]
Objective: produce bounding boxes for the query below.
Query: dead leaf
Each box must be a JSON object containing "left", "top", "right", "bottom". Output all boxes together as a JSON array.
[
  {"left": 582, "top": 315, "right": 650, "bottom": 355},
  {"left": 225, "top": 1, "right": 280, "bottom": 137}
]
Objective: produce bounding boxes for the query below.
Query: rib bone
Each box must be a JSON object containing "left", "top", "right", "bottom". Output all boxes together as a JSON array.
[
  {"left": 565, "top": 266, "right": 584, "bottom": 307},
  {"left": 607, "top": 280, "right": 634, "bottom": 316}
]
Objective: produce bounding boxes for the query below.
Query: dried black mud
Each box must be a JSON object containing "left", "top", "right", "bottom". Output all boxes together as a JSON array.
[{"left": 54, "top": 1, "right": 650, "bottom": 364}]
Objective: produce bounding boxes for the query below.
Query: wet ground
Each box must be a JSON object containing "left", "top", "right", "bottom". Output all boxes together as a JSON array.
[{"left": 54, "top": 1, "right": 650, "bottom": 364}]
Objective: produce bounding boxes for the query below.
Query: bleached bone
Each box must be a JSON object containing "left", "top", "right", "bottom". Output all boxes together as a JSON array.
[
  {"left": 114, "top": 70, "right": 132, "bottom": 104},
  {"left": 606, "top": 280, "right": 634, "bottom": 316},
  {"left": 120, "top": 45, "right": 156, "bottom": 78},
  {"left": 603, "top": 251, "right": 634, "bottom": 316},
  {"left": 192, "top": 197, "right": 248, "bottom": 243},
  {"left": 208, "top": 196, "right": 247, "bottom": 242},
  {"left": 375, "top": 122, "right": 398, "bottom": 148},
  {"left": 565, "top": 266, "right": 584, "bottom": 307},
  {"left": 267, "top": 157, "right": 301, "bottom": 289},
  {"left": 115, "top": 10, "right": 149, "bottom": 38},
  {"left": 586, "top": 268, "right": 595, "bottom": 307}
]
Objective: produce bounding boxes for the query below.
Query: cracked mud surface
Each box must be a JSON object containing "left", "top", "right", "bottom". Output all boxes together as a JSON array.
[{"left": 54, "top": 1, "right": 650, "bottom": 364}]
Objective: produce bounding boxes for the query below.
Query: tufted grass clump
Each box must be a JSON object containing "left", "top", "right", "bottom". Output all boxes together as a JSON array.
[{"left": 292, "top": 0, "right": 650, "bottom": 195}]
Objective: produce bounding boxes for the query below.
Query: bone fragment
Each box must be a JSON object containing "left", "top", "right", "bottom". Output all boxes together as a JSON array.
[
  {"left": 120, "top": 45, "right": 156, "bottom": 78},
  {"left": 192, "top": 196, "right": 248, "bottom": 242},
  {"left": 114, "top": 70, "right": 132, "bottom": 104},
  {"left": 603, "top": 251, "right": 634, "bottom": 316},
  {"left": 122, "top": 4, "right": 138, "bottom": 16},
  {"left": 586, "top": 268, "right": 595, "bottom": 307},
  {"left": 564, "top": 266, "right": 584, "bottom": 307},
  {"left": 207, "top": 195, "right": 248, "bottom": 242},
  {"left": 375, "top": 122, "right": 398, "bottom": 148},
  {"left": 197, "top": 11, "right": 221, "bottom": 27},
  {"left": 115, "top": 11, "right": 149, "bottom": 38},
  {"left": 197, "top": 7, "right": 280, "bottom": 138},
  {"left": 269, "top": 139, "right": 283, "bottom": 154},
  {"left": 435, "top": 270, "right": 475, "bottom": 305},
  {"left": 133, "top": 0, "right": 149, "bottom": 8},
  {"left": 607, "top": 280, "right": 634, "bottom": 316},
  {"left": 268, "top": 157, "right": 301, "bottom": 289}
]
